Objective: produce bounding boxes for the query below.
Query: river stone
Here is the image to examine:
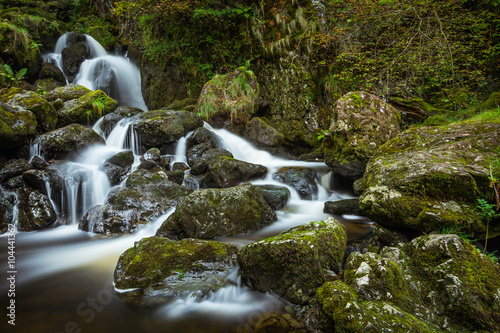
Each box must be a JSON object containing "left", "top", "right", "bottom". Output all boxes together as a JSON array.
[
  {"left": 80, "top": 167, "right": 193, "bottom": 235},
  {"left": 34, "top": 124, "right": 105, "bottom": 161},
  {"left": 272, "top": 167, "right": 318, "bottom": 200},
  {"left": 22, "top": 169, "right": 48, "bottom": 192},
  {"left": 16, "top": 187, "right": 57, "bottom": 231},
  {"left": 186, "top": 127, "right": 223, "bottom": 151},
  {"left": 56, "top": 89, "right": 118, "bottom": 127},
  {"left": 186, "top": 142, "right": 233, "bottom": 175},
  {"left": 0, "top": 88, "right": 57, "bottom": 132},
  {"left": 201, "top": 156, "right": 268, "bottom": 188},
  {"left": 324, "top": 198, "right": 362, "bottom": 216},
  {"left": 244, "top": 117, "right": 284, "bottom": 148},
  {"left": 358, "top": 120, "right": 500, "bottom": 234},
  {"left": 0, "top": 102, "right": 37, "bottom": 153},
  {"left": 38, "top": 62, "right": 66, "bottom": 84},
  {"left": 61, "top": 34, "right": 89, "bottom": 82},
  {"left": 156, "top": 183, "right": 276, "bottom": 240},
  {"left": 0, "top": 159, "right": 32, "bottom": 183},
  {"left": 113, "top": 236, "right": 238, "bottom": 298},
  {"left": 45, "top": 84, "right": 91, "bottom": 103},
  {"left": 323, "top": 91, "right": 401, "bottom": 182},
  {"left": 99, "top": 106, "right": 142, "bottom": 135},
  {"left": 100, "top": 150, "right": 134, "bottom": 185},
  {"left": 255, "top": 185, "right": 291, "bottom": 210},
  {"left": 237, "top": 217, "right": 347, "bottom": 305},
  {"left": 133, "top": 109, "right": 203, "bottom": 152}
]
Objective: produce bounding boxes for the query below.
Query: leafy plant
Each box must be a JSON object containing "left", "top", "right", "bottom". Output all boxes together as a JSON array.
[
  {"left": 0, "top": 64, "right": 27, "bottom": 87},
  {"left": 475, "top": 198, "right": 499, "bottom": 252}
]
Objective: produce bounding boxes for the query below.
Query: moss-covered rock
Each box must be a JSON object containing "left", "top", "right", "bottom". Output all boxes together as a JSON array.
[
  {"left": 113, "top": 236, "right": 238, "bottom": 296},
  {"left": 0, "top": 102, "right": 37, "bottom": 154},
  {"left": 237, "top": 217, "right": 347, "bottom": 304},
  {"left": 100, "top": 150, "right": 134, "bottom": 185},
  {"left": 156, "top": 183, "right": 276, "bottom": 240},
  {"left": 477, "top": 91, "right": 500, "bottom": 111},
  {"left": 243, "top": 117, "right": 284, "bottom": 149},
  {"left": 195, "top": 66, "right": 259, "bottom": 132},
  {"left": 255, "top": 184, "right": 291, "bottom": 210},
  {"left": 99, "top": 106, "right": 142, "bottom": 136},
  {"left": 1, "top": 88, "right": 57, "bottom": 131},
  {"left": 0, "top": 158, "right": 32, "bottom": 182},
  {"left": 56, "top": 89, "right": 118, "bottom": 127},
  {"left": 323, "top": 91, "right": 401, "bottom": 182},
  {"left": 358, "top": 121, "right": 500, "bottom": 235},
  {"left": 186, "top": 142, "right": 233, "bottom": 175},
  {"left": 44, "top": 84, "right": 91, "bottom": 103},
  {"left": 34, "top": 123, "right": 105, "bottom": 161},
  {"left": 134, "top": 109, "right": 203, "bottom": 152},
  {"left": 201, "top": 156, "right": 268, "bottom": 188},
  {"left": 38, "top": 62, "right": 66, "bottom": 85},
  {"left": 324, "top": 198, "right": 362, "bottom": 216},
  {"left": 16, "top": 186, "right": 57, "bottom": 231},
  {"left": 272, "top": 167, "right": 318, "bottom": 200}
]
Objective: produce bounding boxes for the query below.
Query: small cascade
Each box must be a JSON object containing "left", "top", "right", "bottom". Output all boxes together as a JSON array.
[
  {"left": 29, "top": 139, "right": 43, "bottom": 162},
  {"left": 11, "top": 192, "right": 19, "bottom": 231},
  {"left": 106, "top": 117, "right": 141, "bottom": 154},
  {"left": 84, "top": 34, "right": 108, "bottom": 58}
]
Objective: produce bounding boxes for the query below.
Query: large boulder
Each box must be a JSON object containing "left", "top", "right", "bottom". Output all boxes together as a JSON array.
[
  {"left": 186, "top": 142, "right": 233, "bottom": 175},
  {"left": 201, "top": 156, "right": 268, "bottom": 188},
  {"left": 255, "top": 185, "right": 291, "bottom": 210},
  {"left": 56, "top": 90, "right": 118, "bottom": 127},
  {"left": 113, "top": 236, "right": 238, "bottom": 298},
  {"left": 0, "top": 88, "right": 57, "bottom": 131},
  {"left": 16, "top": 186, "right": 57, "bottom": 231},
  {"left": 244, "top": 117, "right": 284, "bottom": 149},
  {"left": 237, "top": 217, "right": 347, "bottom": 304},
  {"left": 0, "top": 102, "right": 37, "bottom": 154},
  {"left": 61, "top": 34, "right": 89, "bottom": 82},
  {"left": 272, "top": 167, "right": 318, "bottom": 200},
  {"left": 34, "top": 124, "right": 105, "bottom": 161},
  {"left": 0, "top": 159, "right": 32, "bottom": 182},
  {"left": 45, "top": 84, "right": 91, "bottom": 103},
  {"left": 185, "top": 127, "right": 223, "bottom": 151},
  {"left": 194, "top": 66, "right": 259, "bottom": 131},
  {"left": 316, "top": 234, "right": 500, "bottom": 332},
  {"left": 99, "top": 150, "right": 134, "bottom": 185},
  {"left": 134, "top": 109, "right": 203, "bottom": 153},
  {"left": 357, "top": 120, "right": 500, "bottom": 234},
  {"left": 156, "top": 184, "right": 276, "bottom": 240},
  {"left": 79, "top": 167, "right": 193, "bottom": 235},
  {"left": 323, "top": 91, "right": 401, "bottom": 182},
  {"left": 99, "top": 106, "right": 142, "bottom": 136}
]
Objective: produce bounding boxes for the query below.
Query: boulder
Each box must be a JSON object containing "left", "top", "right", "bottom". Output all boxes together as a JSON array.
[
  {"left": 195, "top": 66, "right": 259, "bottom": 131},
  {"left": 100, "top": 150, "right": 134, "bottom": 185},
  {"left": 202, "top": 156, "right": 268, "bottom": 188},
  {"left": 323, "top": 91, "right": 401, "bottom": 182},
  {"left": 186, "top": 142, "right": 233, "bottom": 175},
  {"left": 156, "top": 184, "right": 276, "bottom": 240},
  {"left": 38, "top": 62, "right": 66, "bottom": 84},
  {"left": 0, "top": 159, "right": 32, "bottom": 182},
  {"left": 134, "top": 110, "right": 203, "bottom": 152},
  {"left": 16, "top": 187, "right": 57, "bottom": 231},
  {"left": 0, "top": 88, "right": 57, "bottom": 131},
  {"left": 34, "top": 124, "right": 105, "bottom": 161},
  {"left": 357, "top": 121, "right": 500, "bottom": 234},
  {"left": 255, "top": 185, "right": 291, "bottom": 210},
  {"left": 185, "top": 127, "right": 223, "bottom": 151},
  {"left": 0, "top": 102, "right": 37, "bottom": 153},
  {"left": 56, "top": 90, "right": 118, "bottom": 127},
  {"left": 44, "top": 85, "right": 91, "bottom": 103},
  {"left": 237, "top": 217, "right": 347, "bottom": 304},
  {"left": 99, "top": 106, "right": 142, "bottom": 135},
  {"left": 324, "top": 198, "right": 362, "bottom": 216},
  {"left": 113, "top": 236, "right": 238, "bottom": 297},
  {"left": 79, "top": 167, "right": 192, "bottom": 235},
  {"left": 61, "top": 34, "right": 89, "bottom": 82},
  {"left": 272, "top": 167, "right": 318, "bottom": 200},
  {"left": 244, "top": 117, "right": 284, "bottom": 149}
]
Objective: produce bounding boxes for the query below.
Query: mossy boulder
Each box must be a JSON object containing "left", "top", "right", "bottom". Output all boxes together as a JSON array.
[
  {"left": 323, "top": 91, "right": 401, "bottom": 182},
  {"left": 44, "top": 84, "right": 91, "bottom": 103},
  {"left": 201, "top": 156, "right": 268, "bottom": 188},
  {"left": 324, "top": 198, "right": 362, "bottom": 216},
  {"left": 195, "top": 66, "right": 259, "bottom": 131},
  {"left": 186, "top": 142, "right": 233, "bottom": 175},
  {"left": 80, "top": 167, "right": 193, "bottom": 235},
  {"left": 272, "top": 167, "right": 318, "bottom": 200},
  {"left": 56, "top": 89, "right": 118, "bottom": 127},
  {"left": 16, "top": 186, "right": 57, "bottom": 231},
  {"left": 99, "top": 106, "right": 142, "bottom": 136},
  {"left": 255, "top": 184, "right": 291, "bottom": 210},
  {"left": 34, "top": 123, "right": 105, "bottom": 161},
  {"left": 113, "top": 236, "right": 238, "bottom": 297},
  {"left": 38, "top": 62, "right": 66, "bottom": 85},
  {"left": 134, "top": 109, "right": 203, "bottom": 152},
  {"left": 243, "top": 117, "right": 284, "bottom": 149},
  {"left": 358, "top": 121, "right": 500, "bottom": 235},
  {"left": 156, "top": 183, "right": 276, "bottom": 240},
  {"left": 185, "top": 127, "right": 223, "bottom": 151},
  {"left": 0, "top": 102, "right": 37, "bottom": 154},
  {"left": 477, "top": 91, "right": 500, "bottom": 111},
  {"left": 0, "top": 88, "right": 57, "bottom": 131},
  {"left": 61, "top": 35, "right": 89, "bottom": 83},
  {"left": 0, "top": 158, "right": 32, "bottom": 182},
  {"left": 100, "top": 150, "right": 134, "bottom": 185},
  {"left": 316, "top": 234, "right": 500, "bottom": 332},
  {"left": 237, "top": 217, "right": 347, "bottom": 304}
]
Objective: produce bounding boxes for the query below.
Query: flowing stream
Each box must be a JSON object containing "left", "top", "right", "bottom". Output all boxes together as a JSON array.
[{"left": 1, "top": 34, "right": 373, "bottom": 333}]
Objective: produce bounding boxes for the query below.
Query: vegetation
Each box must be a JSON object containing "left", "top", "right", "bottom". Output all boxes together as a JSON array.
[{"left": 0, "top": 64, "right": 27, "bottom": 87}]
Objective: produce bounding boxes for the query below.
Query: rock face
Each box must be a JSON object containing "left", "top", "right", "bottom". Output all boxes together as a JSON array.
[
  {"left": 56, "top": 89, "right": 118, "bottom": 127},
  {"left": 195, "top": 66, "right": 259, "bottom": 131},
  {"left": 357, "top": 121, "right": 500, "bottom": 234},
  {"left": 272, "top": 167, "right": 318, "bottom": 200},
  {"left": 323, "top": 91, "right": 401, "bottom": 182},
  {"left": 113, "top": 236, "right": 238, "bottom": 297},
  {"left": 201, "top": 157, "right": 268, "bottom": 188},
  {"left": 34, "top": 124, "right": 105, "bottom": 161},
  {"left": 237, "top": 217, "right": 347, "bottom": 304},
  {"left": 80, "top": 167, "right": 193, "bottom": 235},
  {"left": 316, "top": 234, "right": 500, "bottom": 332},
  {"left": 156, "top": 184, "right": 276, "bottom": 240},
  {"left": 244, "top": 117, "right": 284, "bottom": 149},
  {"left": 134, "top": 109, "right": 203, "bottom": 153}
]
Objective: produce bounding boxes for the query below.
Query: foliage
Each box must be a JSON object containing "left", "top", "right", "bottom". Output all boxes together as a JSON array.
[
  {"left": 475, "top": 198, "right": 499, "bottom": 252},
  {"left": 0, "top": 64, "right": 27, "bottom": 87}
]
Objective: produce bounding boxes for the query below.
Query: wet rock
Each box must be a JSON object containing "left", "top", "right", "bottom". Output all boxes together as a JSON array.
[
  {"left": 61, "top": 34, "right": 89, "bottom": 82},
  {"left": 358, "top": 121, "right": 500, "bottom": 234},
  {"left": 185, "top": 127, "right": 223, "bottom": 151},
  {"left": 140, "top": 147, "right": 161, "bottom": 164},
  {"left": 156, "top": 183, "right": 276, "bottom": 240},
  {"left": 238, "top": 217, "right": 347, "bottom": 304},
  {"left": 244, "top": 117, "right": 284, "bottom": 149},
  {"left": 30, "top": 155, "right": 49, "bottom": 170},
  {"left": 202, "top": 157, "right": 268, "bottom": 188},
  {"left": 137, "top": 160, "right": 158, "bottom": 171},
  {"left": 0, "top": 159, "right": 32, "bottom": 182},
  {"left": 0, "top": 102, "right": 37, "bottom": 153},
  {"left": 134, "top": 109, "right": 203, "bottom": 152},
  {"left": 272, "top": 167, "right": 318, "bottom": 200},
  {"left": 34, "top": 124, "right": 105, "bottom": 161},
  {"left": 373, "top": 224, "right": 407, "bottom": 247},
  {"left": 166, "top": 170, "right": 184, "bottom": 185},
  {"left": 56, "top": 90, "right": 118, "bottom": 127},
  {"left": 45, "top": 85, "right": 91, "bottom": 103},
  {"left": 22, "top": 169, "right": 48, "bottom": 193},
  {"left": 38, "top": 62, "right": 66, "bottom": 84},
  {"left": 186, "top": 142, "right": 233, "bottom": 175},
  {"left": 255, "top": 185, "right": 291, "bottom": 210},
  {"left": 323, "top": 91, "right": 401, "bottom": 182},
  {"left": 0, "top": 190, "right": 14, "bottom": 233},
  {"left": 100, "top": 150, "right": 134, "bottom": 185},
  {"left": 324, "top": 198, "right": 362, "bottom": 216},
  {"left": 99, "top": 106, "right": 142, "bottom": 136},
  {"left": 17, "top": 187, "right": 57, "bottom": 231},
  {"left": 113, "top": 236, "right": 238, "bottom": 297}
]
